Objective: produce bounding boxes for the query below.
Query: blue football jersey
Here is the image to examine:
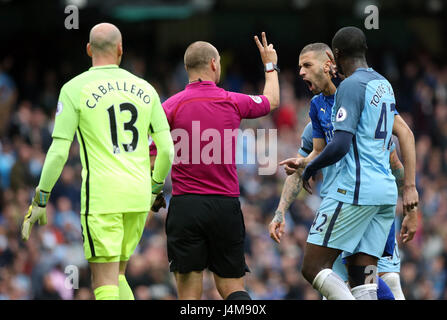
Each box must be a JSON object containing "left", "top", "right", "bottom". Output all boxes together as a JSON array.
[
  {"left": 328, "top": 67, "right": 398, "bottom": 205},
  {"left": 308, "top": 93, "right": 337, "bottom": 198},
  {"left": 309, "top": 94, "right": 335, "bottom": 143}
]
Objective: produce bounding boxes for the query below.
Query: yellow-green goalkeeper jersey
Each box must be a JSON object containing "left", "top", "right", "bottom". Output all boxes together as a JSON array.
[{"left": 52, "top": 64, "right": 170, "bottom": 214}]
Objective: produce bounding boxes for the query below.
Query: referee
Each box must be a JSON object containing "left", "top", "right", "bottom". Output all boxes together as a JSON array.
[
  {"left": 155, "top": 32, "right": 279, "bottom": 299},
  {"left": 21, "top": 23, "right": 174, "bottom": 300}
]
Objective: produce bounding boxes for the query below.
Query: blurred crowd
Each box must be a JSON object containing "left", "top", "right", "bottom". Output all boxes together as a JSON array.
[{"left": 0, "top": 44, "right": 447, "bottom": 300}]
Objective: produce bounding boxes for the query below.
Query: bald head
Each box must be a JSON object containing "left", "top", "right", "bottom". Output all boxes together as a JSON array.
[
  {"left": 89, "top": 23, "right": 122, "bottom": 55},
  {"left": 184, "top": 41, "right": 219, "bottom": 72}
]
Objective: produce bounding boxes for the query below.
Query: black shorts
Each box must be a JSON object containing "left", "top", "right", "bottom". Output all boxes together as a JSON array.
[{"left": 166, "top": 194, "right": 249, "bottom": 278}]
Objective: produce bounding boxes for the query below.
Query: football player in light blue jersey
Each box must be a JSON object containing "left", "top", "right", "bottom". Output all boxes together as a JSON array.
[
  {"left": 275, "top": 28, "right": 418, "bottom": 300},
  {"left": 270, "top": 43, "right": 415, "bottom": 299},
  {"left": 272, "top": 121, "right": 400, "bottom": 300}
]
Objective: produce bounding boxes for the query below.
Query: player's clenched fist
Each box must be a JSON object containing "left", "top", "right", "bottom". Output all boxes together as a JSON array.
[{"left": 254, "top": 32, "right": 278, "bottom": 65}]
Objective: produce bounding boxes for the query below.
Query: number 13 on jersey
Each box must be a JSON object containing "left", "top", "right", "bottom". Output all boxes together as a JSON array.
[{"left": 107, "top": 102, "right": 139, "bottom": 154}]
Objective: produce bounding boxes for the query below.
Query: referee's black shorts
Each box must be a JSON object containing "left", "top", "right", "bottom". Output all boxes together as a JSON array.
[{"left": 166, "top": 194, "right": 250, "bottom": 278}]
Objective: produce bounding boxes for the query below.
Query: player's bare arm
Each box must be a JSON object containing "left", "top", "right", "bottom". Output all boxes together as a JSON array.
[
  {"left": 254, "top": 32, "right": 280, "bottom": 110},
  {"left": 389, "top": 149, "right": 404, "bottom": 196},
  {"left": 388, "top": 147, "right": 417, "bottom": 244},
  {"left": 269, "top": 154, "right": 305, "bottom": 243},
  {"left": 392, "top": 114, "right": 418, "bottom": 243},
  {"left": 296, "top": 137, "right": 326, "bottom": 169},
  {"left": 392, "top": 114, "right": 418, "bottom": 212}
]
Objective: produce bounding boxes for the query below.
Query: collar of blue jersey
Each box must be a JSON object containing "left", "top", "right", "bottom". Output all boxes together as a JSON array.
[
  {"left": 89, "top": 64, "right": 119, "bottom": 70},
  {"left": 323, "top": 93, "right": 334, "bottom": 100},
  {"left": 354, "top": 67, "right": 373, "bottom": 72}
]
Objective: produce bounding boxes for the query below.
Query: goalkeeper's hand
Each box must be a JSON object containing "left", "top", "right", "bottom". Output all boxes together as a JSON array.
[
  {"left": 21, "top": 187, "right": 50, "bottom": 241},
  {"left": 150, "top": 178, "right": 164, "bottom": 208},
  {"left": 151, "top": 191, "right": 166, "bottom": 212}
]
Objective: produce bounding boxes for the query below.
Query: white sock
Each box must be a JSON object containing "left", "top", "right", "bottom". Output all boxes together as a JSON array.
[
  {"left": 312, "top": 269, "right": 355, "bottom": 300},
  {"left": 380, "top": 272, "right": 405, "bottom": 300},
  {"left": 351, "top": 283, "right": 378, "bottom": 300}
]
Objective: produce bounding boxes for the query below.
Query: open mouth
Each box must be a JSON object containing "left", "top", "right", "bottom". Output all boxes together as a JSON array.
[{"left": 304, "top": 79, "right": 314, "bottom": 91}]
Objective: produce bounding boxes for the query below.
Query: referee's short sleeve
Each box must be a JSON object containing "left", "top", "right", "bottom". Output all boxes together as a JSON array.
[
  {"left": 229, "top": 92, "right": 270, "bottom": 119},
  {"left": 149, "top": 87, "right": 170, "bottom": 135},
  {"left": 51, "top": 85, "right": 79, "bottom": 142}
]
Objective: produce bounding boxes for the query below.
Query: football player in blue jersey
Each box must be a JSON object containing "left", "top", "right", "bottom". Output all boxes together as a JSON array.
[
  {"left": 272, "top": 28, "right": 418, "bottom": 300},
  {"left": 270, "top": 43, "right": 415, "bottom": 299},
  {"left": 271, "top": 122, "right": 400, "bottom": 300}
]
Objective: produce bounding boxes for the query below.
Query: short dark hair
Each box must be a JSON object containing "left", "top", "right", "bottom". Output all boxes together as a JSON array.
[
  {"left": 300, "top": 42, "right": 331, "bottom": 56},
  {"left": 332, "top": 26, "right": 368, "bottom": 58},
  {"left": 184, "top": 41, "right": 218, "bottom": 71}
]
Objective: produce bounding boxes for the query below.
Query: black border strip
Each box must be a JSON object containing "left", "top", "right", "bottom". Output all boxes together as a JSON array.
[
  {"left": 323, "top": 201, "right": 343, "bottom": 247},
  {"left": 300, "top": 147, "right": 312, "bottom": 155},
  {"left": 352, "top": 136, "right": 361, "bottom": 205},
  {"left": 78, "top": 128, "right": 96, "bottom": 257}
]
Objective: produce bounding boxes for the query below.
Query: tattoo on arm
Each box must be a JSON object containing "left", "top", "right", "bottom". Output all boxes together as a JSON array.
[
  {"left": 275, "top": 170, "right": 303, "bottom": 221},
  {"left": 272, "top": 210, "right": 284, "bottom": 223},
  {"left": 390, "top": 150, "right": 405, "bottom": 196},
  {"left": 392, "top": 167, "right": 405, "bottom": 196}
]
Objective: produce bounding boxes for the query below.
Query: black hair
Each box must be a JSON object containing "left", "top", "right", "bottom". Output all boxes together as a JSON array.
[{"left": 332, "top": 26, "right": 368, "bottom": 59}]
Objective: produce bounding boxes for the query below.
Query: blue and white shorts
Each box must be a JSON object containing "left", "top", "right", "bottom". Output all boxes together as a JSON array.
[{"left": 307, "top": 197, "right": 395, "bottom": 259}]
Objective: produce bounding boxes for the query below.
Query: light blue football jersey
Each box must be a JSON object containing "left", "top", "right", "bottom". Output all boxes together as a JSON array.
[
  {"left": 328, "top": 68, "right": 398, "bottom": 205},
  {"left": 298, "top": 122, "right": 314, "bottom": 158}
]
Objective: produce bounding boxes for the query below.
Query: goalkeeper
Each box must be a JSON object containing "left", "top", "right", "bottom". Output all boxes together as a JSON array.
[{"left": 21, "top": 23, "right": 174, "bottom": 300}]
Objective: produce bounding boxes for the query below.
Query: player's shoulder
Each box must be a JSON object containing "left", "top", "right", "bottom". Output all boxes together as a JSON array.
[
  {"left": 115, "top": 68, "right": 155, "bottom": 88},
  {"left": 336, "top": 73, "right": 368, "bottom": 100},
  {"left": 349, "top": 67, "right": 388, "bottom": 86},
  {"left": 309, "top": 93, "right": 324, "bottom": 111},
  {"left": 61, "top": 69, "right": 92, "bottom": 93},
  {"left": 310, "top": 93, "right": 323, "bottom": 103},
  {"left": 338, "top": 73, "right": 362, "bottom": 88}
]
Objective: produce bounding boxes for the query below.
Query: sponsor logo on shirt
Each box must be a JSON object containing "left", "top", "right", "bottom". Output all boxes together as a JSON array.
[
  {"left": 56, "top": 101, "right": 63, "bottom": 116},
  {"left": 336, "top": 107, "right": 347, "bottom": 122},
  {"left": 249, "top": 95, "right": 263, "bottom": 104}
]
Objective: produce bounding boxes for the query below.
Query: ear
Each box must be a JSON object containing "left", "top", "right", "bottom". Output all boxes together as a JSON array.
[
  {"left": 333, "top": 48, "right": 339, "bottom": 59},
  {"left": 117, "top": 42, "right": 123, "bottom": 57},
  {"left": 210, "top": 58, "right": 217, "bottom": 72},
  {"left": 86, "top": 43, "right": 92, "bottom": 58},
  {"left": 323, "top": 60, "right": 331, "bottom": 73}
]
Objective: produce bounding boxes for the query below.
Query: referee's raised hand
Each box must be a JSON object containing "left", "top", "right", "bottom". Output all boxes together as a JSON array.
[{"left": 254, "top": 32, "right": 277, "bottom": 65}]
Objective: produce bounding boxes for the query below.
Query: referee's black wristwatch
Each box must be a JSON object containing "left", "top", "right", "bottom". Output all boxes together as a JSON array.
[{"left": 265, "top": 62, "right": 280, "bottom": 73}]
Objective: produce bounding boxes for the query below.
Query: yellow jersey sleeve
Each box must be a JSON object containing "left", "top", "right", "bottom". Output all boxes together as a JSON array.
[{"left": 52, "top": 85, "right": 80, "bottom": 141}]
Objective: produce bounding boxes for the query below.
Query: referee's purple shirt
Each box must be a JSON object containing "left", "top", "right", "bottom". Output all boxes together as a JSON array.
[{"left": 152, "top": 80, "right": 270, "bottom": 196}]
